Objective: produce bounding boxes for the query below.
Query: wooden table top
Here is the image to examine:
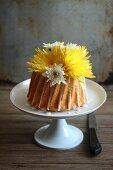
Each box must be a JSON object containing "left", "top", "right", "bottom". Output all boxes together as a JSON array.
[{"left": 0, "top": 85, "right": 113, "bottom": 170}]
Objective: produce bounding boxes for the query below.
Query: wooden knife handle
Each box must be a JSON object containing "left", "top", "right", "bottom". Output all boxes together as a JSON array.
[{"left": 89, "top": 128, "right": 102, "bottom": 155}]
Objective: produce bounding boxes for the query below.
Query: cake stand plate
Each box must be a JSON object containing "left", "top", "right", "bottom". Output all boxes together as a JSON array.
[{"left": 10, "top": 79, "right": 107, "bottom": 149}]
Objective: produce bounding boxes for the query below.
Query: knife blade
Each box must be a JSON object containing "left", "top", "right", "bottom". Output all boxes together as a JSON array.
[{"left": 88, "top": 112, "right": 102, "bottom": 155}]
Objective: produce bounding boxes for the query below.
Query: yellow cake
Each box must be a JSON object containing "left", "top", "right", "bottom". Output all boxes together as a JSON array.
[{"left": 27, "top": 42, "right": 95, "bottom": 112}]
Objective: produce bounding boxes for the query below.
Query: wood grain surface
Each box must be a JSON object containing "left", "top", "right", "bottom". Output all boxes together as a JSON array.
[{"left": 0, "top": 85, "right": 113, "bottom": 170}]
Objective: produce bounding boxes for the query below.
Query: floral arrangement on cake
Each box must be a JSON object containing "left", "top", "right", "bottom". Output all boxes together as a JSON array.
[{"left": 27, "top": 41, "right": 95, "bottom": 86}]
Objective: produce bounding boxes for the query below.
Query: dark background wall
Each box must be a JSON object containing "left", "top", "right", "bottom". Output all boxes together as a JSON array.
[{"left": 0, "top": 0, "right": 113, "bottom": 83}]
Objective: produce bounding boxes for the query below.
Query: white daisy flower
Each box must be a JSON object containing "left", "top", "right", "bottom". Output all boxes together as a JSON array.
[
  {"left": 43, "top": 41, "right": 65, "bottom": 49},
  {"left": 42, "top": 63, "right": 66, "bottom": 86},
  {"left": 67, "top": 42, "right": 77, "bottom": 49}
]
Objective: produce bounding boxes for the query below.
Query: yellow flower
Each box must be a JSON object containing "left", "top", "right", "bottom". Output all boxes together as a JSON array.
[{"left": 27, "top": 42, "right": 95, "bottom": 81}]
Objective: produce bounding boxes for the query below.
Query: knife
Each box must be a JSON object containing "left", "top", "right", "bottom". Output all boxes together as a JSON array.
[{"left": 88, "top": 112, "right": 102, "bottom": 155}]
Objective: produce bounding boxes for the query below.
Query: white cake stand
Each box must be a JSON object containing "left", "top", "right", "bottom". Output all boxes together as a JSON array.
[{"left": 10, "top": 79, "right": 107, "bottom": 150}]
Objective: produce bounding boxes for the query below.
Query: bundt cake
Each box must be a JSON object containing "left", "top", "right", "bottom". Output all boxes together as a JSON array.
[{"left": 27, "top": 41, "right": 95, "bottom": 112}]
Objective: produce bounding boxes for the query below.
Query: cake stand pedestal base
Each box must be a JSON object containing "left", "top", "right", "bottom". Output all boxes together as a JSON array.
[{"left": 34, "top": 119, "right": 83, "bottom": 150}]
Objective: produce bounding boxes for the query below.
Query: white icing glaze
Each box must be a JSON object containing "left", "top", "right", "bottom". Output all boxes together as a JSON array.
[
  {"left": 38, "top": 80, "right": 47, "bottom": 108},
  {"left": 31, "top": 73, "right": 87, "bottom": 111},
  {"left": 80, "top": 80, "right": 85, "bottom": 103},
  {"left": 75, "top": 80, "right": 80, "bottom": 107},
  {"left": 27, "top": 72, "right": 35, "bottom": 97},
  {"left": 47, "top": 86, "right": 55, "bottom": 110},
  {"left": 68, "top": 78, "right": 71, "bottom": 110},
  {"left": 29, "top": 73, "right": 38, "bottom": 98},
  {"left": 84, "top": 78, "right": 87, "bottom": 101},
  {"left": 32, "top": 74, "right": 42, "bottom": 105},
  {"left": 58, "top": 84, "right": 64, "bottom": 111}
]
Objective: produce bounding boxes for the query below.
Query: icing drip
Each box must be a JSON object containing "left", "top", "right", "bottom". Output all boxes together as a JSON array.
[
  {"left": 81, "top": 78, "right": 86, "bottom": 103},
  {"left": 84, "top": 79, "right": 87, "bottom": 101},
  {"left": 68, "top": 78, "right": 71, "bottom": 110},
  {"left": 27, "top": 72, "right": 35, "bottom": 97},
  {"left": 29, "top": 73, "right": 38, "bottom": 99},
  {"left": 58, "top": 84, "right": 64, "bottom": 111},
  {"left": 38, "top": 80, "right": 47, "bottom": 108},
  {"left": 75, "top": 80, "right": 80, "bottom": 107},
  {"left": 32, "top": 74, "right": 42, "bottom": 105},
  {"left": 47, "top": 85, "right": 55, "bottom": 110},
  {"left": 82, "top": 83, "right": 85, "bottom": 103}
]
